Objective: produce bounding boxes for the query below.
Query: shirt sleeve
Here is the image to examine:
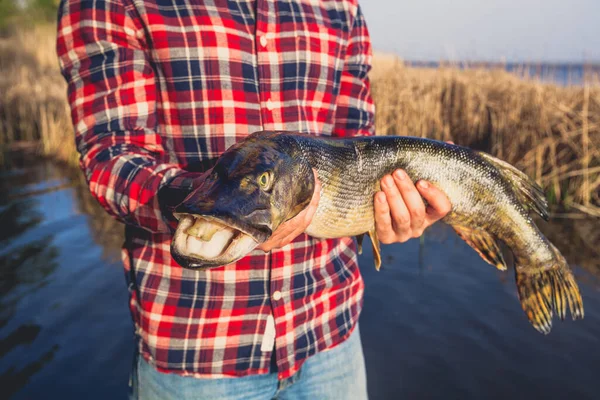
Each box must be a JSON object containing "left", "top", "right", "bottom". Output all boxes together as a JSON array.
[
  {"left": 332, "top": 4, "right": 376, "bottom": 138},
  {"left": 56, "top": 0, "right": 199, "bottom": 233}
]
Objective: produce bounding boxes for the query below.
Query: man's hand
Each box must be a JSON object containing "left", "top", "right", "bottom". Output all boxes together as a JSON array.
[
  {"left": 374, "top": 169, "right": 452, "bottom": 244},
  {"left": 257, "top": 170, "right": 321, "bottom": 252}
]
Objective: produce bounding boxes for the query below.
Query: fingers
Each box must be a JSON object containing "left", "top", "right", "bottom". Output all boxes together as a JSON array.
[
  {"left": 392, "top": 170, "right": 427, "bottom": 234},
  {"left": 417, "top": 180, "right": 452, "bottom": 224},
  {"left": 257, "top": 214, "right": 304, "bottom": 252},
  {"left": 379, "top": 174, "right": 410, "bottom": 242},
  {"left": 302, "top": 169, "right": 321, "bottom": 223},
  {"left": 375, "top": 169, "right": 452, "bottom": 245},
  {"left": 374, "top": 190, "right": 395, "bottom": 244},
  {"left": 257, "top": 217, "right": 300, "bottom": 252},
  {"left": 293, "top": 169, "right": 321, "bottom": 229},
  {"left": 258, "top": 169, "right": 321, "bottom": 252},
  {"left": 378, "top": 171, "right": 426, "bottom": 242}
]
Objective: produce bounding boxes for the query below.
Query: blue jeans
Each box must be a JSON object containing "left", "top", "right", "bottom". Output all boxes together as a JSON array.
[{"left": 129, "top": 323, "right": 368, "bottom": 400}]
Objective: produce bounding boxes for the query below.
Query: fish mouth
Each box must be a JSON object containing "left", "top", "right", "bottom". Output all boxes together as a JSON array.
[{"left": 171, "top": 214, "right": 261, "bottom": 269}]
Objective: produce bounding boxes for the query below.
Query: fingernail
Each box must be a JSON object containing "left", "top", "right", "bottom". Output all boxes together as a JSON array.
[
  {"left": 419, "top": 180, "right": 429, "bottom": 189},
  {"left": 394, "top": 170, "right": 406, "bottom": 180},
  {"left": 377, "top": 192, "right": 386, "bottom": 203},
  {"left": 383, "top": 176, "right": 393, "bottom": 188}
]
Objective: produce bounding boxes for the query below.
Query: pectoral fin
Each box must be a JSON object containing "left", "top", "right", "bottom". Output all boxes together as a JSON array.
[
  {"left": 355, "top": 234, "right": 365, "bottom": 255},
  {"left": 453, "top": 225, "right": 507, "bottom": 271},
  {"left": 367, "top": 229, "right": 382, "bottom": 271}
]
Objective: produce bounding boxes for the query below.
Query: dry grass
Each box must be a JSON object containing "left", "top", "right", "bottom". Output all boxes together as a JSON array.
[
  {"left": 371, "top": 54, "right": 600, "bottom": 215},
  {"left": 0, "top": 24, "right": 76, "bottom": 165},
  {"left": 0, "top": 25, "right": 598, "bottom": 216}
]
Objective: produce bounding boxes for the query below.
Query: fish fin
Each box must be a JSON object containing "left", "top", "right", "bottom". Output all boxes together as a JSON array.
[
  {"left": 355, "top": 234, "right": 365, "bottom": 255},
  {"left": 478, "top": 152, "right": 549, "bottom": 220},
  {"left": 367, "top": 229, "right": 382, "bottom": 271},
  {"left": 515, "top": 243, "right": 584, "bottom": 334},
  {"left": 453, "top": 225, "right": 507, "bottom": 271}
]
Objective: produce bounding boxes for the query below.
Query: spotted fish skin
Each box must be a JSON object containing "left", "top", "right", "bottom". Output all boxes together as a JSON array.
[
  {"left": 293, "top": 135, "right": 517, "bottom": 239},
  {"left": 275, "top": 132, "right": 584, "bottom": 334},
  {"left": 173, "top": 130, "right": 584, "bottom": 334}
]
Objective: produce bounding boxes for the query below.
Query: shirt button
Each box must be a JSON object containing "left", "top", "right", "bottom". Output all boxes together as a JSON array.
[
  {"left": 272, "top": 291, "right": 282, "bottom": 301},
  {"left": 266, "top": 98, "right": 274, "bottom": 111},
  {"left": 260, "top": 35, "right": 268, "bottom": 48}
]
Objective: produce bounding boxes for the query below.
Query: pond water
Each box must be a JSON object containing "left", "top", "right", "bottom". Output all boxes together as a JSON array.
[{"left": 1, "top": 159, "right": 599, "bottom": 399}]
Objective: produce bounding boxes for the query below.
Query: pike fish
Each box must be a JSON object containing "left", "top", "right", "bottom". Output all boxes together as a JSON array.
[{"left": 171, "top": 131, "right": 584, "bottom": 334}]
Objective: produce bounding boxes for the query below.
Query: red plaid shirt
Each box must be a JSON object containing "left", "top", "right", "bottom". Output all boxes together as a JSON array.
[{"left": 57, "top": 0, "right": 375, "bottom": 379}]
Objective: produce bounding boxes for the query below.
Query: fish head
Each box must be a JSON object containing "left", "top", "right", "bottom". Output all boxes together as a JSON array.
[{"left": 171, "top": 133, "right": 315, "bottom": 269}]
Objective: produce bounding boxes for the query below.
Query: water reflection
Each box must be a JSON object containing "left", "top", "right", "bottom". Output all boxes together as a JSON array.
[
  {"left": 360, "top": 221, "right": 600, "bottom": 399},
  {"left": 0, "top": 324, "right": 41, "bottom": 358},
  {"left": 0, "top": 344, "right": 59, "bottom": 399},
  {"left": 0, "top": 236, "right": 58, "bottom": 327},
  {"left": 0, "top": 155, "right": 131, "bottom": 399},
  {"left": 60, "top": 166, "right": 124, "bottom": 262},
  {"left": 0, "top": 201, "right": 43, "bottom": 243},
  {"left": 539, "top": 217, "right": 600, "bottom": 283}
]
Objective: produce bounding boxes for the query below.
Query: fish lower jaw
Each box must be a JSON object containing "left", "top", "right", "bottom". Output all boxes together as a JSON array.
[{"left": 171, "top": 214, "right": 258, "bottom": 269}]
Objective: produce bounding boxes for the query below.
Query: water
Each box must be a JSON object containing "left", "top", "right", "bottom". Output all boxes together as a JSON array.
[
  {"left": 1, "top": 159, "right": 599, "bottom": 399},
  {"left": 0, "top": 160, "right": 131, "bottom": 399},
  {"left": 406, "top": 61, "right": 600, "bottom": 86}
]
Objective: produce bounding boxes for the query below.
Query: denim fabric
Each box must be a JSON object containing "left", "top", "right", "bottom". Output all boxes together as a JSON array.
[{"left": 129, "top": 324, "right": 368, "bottom": 400}]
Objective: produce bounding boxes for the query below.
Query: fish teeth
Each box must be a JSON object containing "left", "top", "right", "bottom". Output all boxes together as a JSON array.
[
  {"left": 186, "top": 216, "right": 228, "bottom": 242},
  {"left": 186, "top": 225, "right": 236, "bottom": 259}
]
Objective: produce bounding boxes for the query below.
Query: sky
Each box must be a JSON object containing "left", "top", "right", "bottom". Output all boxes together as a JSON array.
[{"left": 360, "top": 0, "right": 600, "bottom": 63}]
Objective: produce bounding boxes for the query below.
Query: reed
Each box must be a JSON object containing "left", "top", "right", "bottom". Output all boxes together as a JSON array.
[
  {"left": 370, "top": 54, "right": 600, "bottom": 216},
  {"left": 0, "top": 25, "right": 598, "bottom": 216},
  {"left": 0, "top": 24, "right": 77, "bottom": 166}
]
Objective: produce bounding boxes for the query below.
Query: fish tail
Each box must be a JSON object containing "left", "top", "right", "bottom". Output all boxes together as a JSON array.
[{"left": 515, "top": 244, "right": 584, "bottom": 334}]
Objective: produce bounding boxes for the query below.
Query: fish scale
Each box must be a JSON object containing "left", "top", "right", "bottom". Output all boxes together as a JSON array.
[
  {"left": 295, "top": 135, "right": 508, "bottom": 240},
  {"left": 172, "top": 131, "right": 584, "bottom": 335}
]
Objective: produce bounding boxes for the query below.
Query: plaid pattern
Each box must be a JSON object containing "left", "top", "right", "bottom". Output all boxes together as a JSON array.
[{"left": 57, "top": 0, "right": 375, "bottom": 379}]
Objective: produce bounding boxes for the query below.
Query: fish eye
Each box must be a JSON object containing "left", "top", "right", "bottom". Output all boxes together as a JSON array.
[{"left": 258, "top": 171, "right": 273, "bottom": 191}]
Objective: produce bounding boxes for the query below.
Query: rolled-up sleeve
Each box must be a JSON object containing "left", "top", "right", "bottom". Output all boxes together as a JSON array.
[
  {"left": 56, "top": 0, "right": 197, "bottom": 233},
  {"left": 332, "top": 4, "right": 375, "bottom": 138}
]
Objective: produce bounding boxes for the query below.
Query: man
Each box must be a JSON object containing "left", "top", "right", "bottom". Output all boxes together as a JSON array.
[{"left": 57, "top": 0, "right": 451, "bottom": 398}]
